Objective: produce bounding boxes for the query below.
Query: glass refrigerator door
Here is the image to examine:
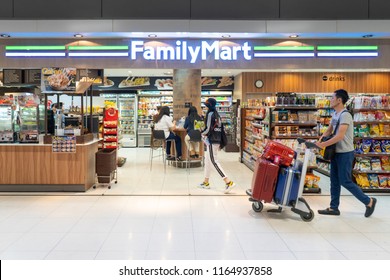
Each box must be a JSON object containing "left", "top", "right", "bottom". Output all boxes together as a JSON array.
[
  {"left": 0, "top": 105, "right": 14, "bottom": 142},
  {"left": 118, "top": 94, "right": 137, "bottom": 147},
  {"left": 19, "top": 106, "right": 39, "bottom": 143}
]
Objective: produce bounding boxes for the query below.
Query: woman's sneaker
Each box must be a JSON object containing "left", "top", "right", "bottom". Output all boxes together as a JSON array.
[
  {"left": 198, "top": 182, "right": 210, "bottom": 189},
  {"left": 224, "top": 181, "right": 236, "bottom": 194}
]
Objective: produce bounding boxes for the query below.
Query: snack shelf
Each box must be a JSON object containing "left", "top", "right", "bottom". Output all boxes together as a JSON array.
[
  {"left": 359, "top": 188, "right": 390, "bottom": 193},
  {"left": 316, "top": 155, "right": 331, "bottom": 162},
  {"left": 355, "top": 153, "right": 390, "bottom": 157},
  {"left": 273, "top": 136, "right": 319, "bottom": 139},
  {"left": 252, "top": 135, "right": 263, "bottom": 141},
  {"left": 315, "top": 168, "right": 331, "bottom": 177},
  {"left": 253, "top": 115, "right": 266, "bottom": 119},
  {"left": 353, "top": 108, "right": 390, "bottom": 112},
  {"left": 303, "top": 187, "right": 322, "bottom": 193},
  {"left": 272, "top": 122, "right": 318, "bottom": 127},
  {"left": 244, "top": 148, "right": 253, "bottom": 155},
  {"left": 253, "top": 145, "right": 263, "bottom": 153},
  {"left": 245, "top": 137, "right": 254, "bottom": 144},
  {"left": 252, "top": 123, "right": 264, "bottom": 128},
  {"left": 275, "top": 106, "right": 317, "bottom": 110},
  {"left": 354, "top": 121, "right": 390, "bottom": 124},
  {"left": 245, "top": 117, "right": 254, "bottom": 121},
  {"left": 242, "top": 159, "right": 255, "bottom": 171},
  {"left": 355, "top": 136, "right": 390, "bottom": 140},
  {"left": 245, "top": 127, "right": 252, "bottom": 131},
  {"left": 353, "top": 170, "right": 390, "bottom": 174}
]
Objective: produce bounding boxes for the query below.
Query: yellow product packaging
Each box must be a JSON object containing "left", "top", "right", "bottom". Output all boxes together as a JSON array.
[
  {"left": 370, "top": 124, "right": 380, "bottom": 137},
  {"left": 358, "top": 174, "right": 370, "bottom": 188}
]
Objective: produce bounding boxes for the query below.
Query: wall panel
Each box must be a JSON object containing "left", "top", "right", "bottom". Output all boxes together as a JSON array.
[
  {"left": 280, "top": 0, "right": 368, "bottom": 19},
  {"left": 14, "top": 0, "right": 102, "bottom": 19},
  {"left": 0, "top": 0, "right": 13, "bottom": 18},
  {"left": 102, "top": 0, "right": 190, "bottom": 19},
  {"left": 369, "top": 0, "right": 390, "bottom": 19},
  {"left": 191, "top": 0, "right": 279, "bottom": 20}
]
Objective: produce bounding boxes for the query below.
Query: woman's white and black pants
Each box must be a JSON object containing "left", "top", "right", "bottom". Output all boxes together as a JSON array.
[{"left": 204, "top": 143, "right": 227, "bottom": 179}]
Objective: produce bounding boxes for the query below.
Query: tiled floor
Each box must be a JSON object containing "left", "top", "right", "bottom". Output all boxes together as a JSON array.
[{"left": 0, "top": 148, "right": 389, "bottom": 260}]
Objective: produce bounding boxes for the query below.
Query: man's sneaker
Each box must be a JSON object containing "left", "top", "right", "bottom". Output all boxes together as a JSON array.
[
  {"left": 198, "top": 182, "right": 210, "bottom": 189},
  {"left": 224, "top": 181, "right": 236, "bottom": 194}
]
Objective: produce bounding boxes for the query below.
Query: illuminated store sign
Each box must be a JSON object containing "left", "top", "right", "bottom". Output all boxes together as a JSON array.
[{"left": 4, "top": 42, "right": 379, "bottom": 60}]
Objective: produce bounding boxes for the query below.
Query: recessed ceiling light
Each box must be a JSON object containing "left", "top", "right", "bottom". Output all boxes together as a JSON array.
[
  {"left": 148, "top": 34, "right": 157, "bottom": 38},
  {"left": 1, "top": 34, "right": 10, "bottom": 38},
  {"left": 362, "top": 34, "right": 373, "bottom": 38},
  {"left": 74, "top": 34, "right": 83, "bottom": 38},
  {"left": 289, "top": 34, "right": 299, "bottom": 38},
  {"left": 222, "top": 34, "right": 231, "bottom": 38}
]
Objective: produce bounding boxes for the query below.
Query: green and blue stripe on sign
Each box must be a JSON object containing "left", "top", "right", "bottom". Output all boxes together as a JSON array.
[
  {"left": 5, "top": 46, "right": 66, "bottom": 57},
  {"left": 68, "top": 46, "right": 129, "bottom": 57},
  {"left": 253, "top": 46, "right": 315, "bottom": 57},
  {"left": 317, "top": 46, "right": 378, "bottom": 57}
]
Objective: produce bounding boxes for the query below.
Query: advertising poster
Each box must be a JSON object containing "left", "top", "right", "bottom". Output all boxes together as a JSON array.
[
  {"left": 52, "top": 136, "right": 76, "bottom": 153},
  {"left": 42, "top": 68, "right": 77, "bottom": 92}
]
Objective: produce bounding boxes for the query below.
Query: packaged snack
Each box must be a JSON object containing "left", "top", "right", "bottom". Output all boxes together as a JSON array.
[
  {"left": 381, "top": 140, "right": 390, "bottom": 153},
  {"left": 367, "top": 112, "right": 376, "bottom": 121},
  {"left": 378, "top": 175, "right": 388, "bottom": 188},
  {"left": 368, "top": 174, "right": 379, "bottom": 188},
  {"left": 362, "top": 139, "right": 372, "bottom": 154},
  {"left": 382, "top": 96, "right": 389, "bottom": 108},
  {"left": 386, "top": 111, "right": 390, "bottom": 120},
  {"left": 371, "top": 158, "right": 382, "bottom": 171},
  {"left": 370, "top": 97, "right": 378, "bottom": 108},
  {"left": 312, "top": 175, "right": 321, "bottom": 188},
  {"left": 382, "top": 124, "right": 390, "bottom": 135},
  {"left": 354, "top": 157, "right": 361, "bottom": 170},
  {"left": 278, "top": 111, "right": 289, "bottom": 121},
  {"left": 354, "top": 173, "right": 361, "bottom": 186},
  {"left": 386, "top": 175, "right": 390, "bottom": 188},
  {"left": 370, "top": 124, "right": 380, "bottom": 136},
  {"left": 355, "top": 140, "right": 362, "bottom": 154},
  {"left": 359, "top": 174, "right": 370, "bottom": 188},
  {"left": 376, "top": 111, "right": 385, "bottom": 120},
  {"left": 358, "top": 124, "right": 370, "bottom": 137},
  {"left": 362, "top": 97, "right": 371, "bottom": 108},
  {"left": 381, "top": 156, "right": 390, "bottom": 171},
  {"left": 371, "top": 140, "right": 382, "bottom": 153},
  {"left": 360, "top": 158, "right": 372, "bottom": 171}
]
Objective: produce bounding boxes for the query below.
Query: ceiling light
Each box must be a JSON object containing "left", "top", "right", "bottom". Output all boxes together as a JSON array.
[
  {"left": 74, "top": 34, "right": 83, "bottom": 38},
  {"left": 148, "top": 34, "right": 157, "bottom": 38},
  {"left": 289, "top": 34, "right": 299, "bottom": 38},
  {"left": 222, "top": 34, "right": 231, "bottom": 38},
  {"left": 1, "top": 34, "right": 10, "bottom": 38},
  {"left": 362, "top": 34, "right": 373, "bottom": 38}
]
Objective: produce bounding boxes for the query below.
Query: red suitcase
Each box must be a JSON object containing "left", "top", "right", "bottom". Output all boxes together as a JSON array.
[
  {"left": 251, "top": 158, "right": 280, "bottom": 203},
  {"left": 262, "top": 140, "right": 295, "bottom": 167}
]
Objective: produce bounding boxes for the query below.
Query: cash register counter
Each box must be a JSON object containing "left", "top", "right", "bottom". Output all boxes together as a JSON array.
[{"left": 0, "top": 137, "right": 98, "bottom": 192}]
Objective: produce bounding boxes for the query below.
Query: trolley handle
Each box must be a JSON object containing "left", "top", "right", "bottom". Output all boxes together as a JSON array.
[{"left": 297, "top": 138, "right": 321, "bottom": 149}]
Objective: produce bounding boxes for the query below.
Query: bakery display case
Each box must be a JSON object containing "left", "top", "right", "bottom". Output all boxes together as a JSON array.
[
  {"left": 19, "top": 105, "right": 39, "bottom": 143},
  {"left": 0, "top": 104, "right": 14, "bottom": 142}
]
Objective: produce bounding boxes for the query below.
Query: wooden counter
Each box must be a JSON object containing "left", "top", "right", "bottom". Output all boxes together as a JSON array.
[
  {"left": 0, "top": 140, "right": 98, "bottom": 192},
  {"left": 173, "top": 127, "right": 204, "bottom": 160}
]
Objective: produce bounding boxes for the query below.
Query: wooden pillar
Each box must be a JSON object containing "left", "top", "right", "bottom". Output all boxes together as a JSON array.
[{"left": 172, "top": 69, "right": 201, "bottom": 120}]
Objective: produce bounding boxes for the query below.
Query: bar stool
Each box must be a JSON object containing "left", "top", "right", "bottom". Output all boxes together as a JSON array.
[
  {"left": 150, "top": 129, "right": 177, "bottom": 172},
  {"left": 186, "top": 130, "right": 203, "bottom": 173}
]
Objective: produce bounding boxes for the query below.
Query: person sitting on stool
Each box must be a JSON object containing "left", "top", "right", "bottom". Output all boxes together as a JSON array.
[
  {"left": 184, "top": 106, "right": 203, "bottom": 158},
  {"left": 155, "top": 106, "right": 182, "bottom": 161}
]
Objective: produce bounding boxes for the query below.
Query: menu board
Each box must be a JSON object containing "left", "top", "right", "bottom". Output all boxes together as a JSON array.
[
  {"left": 25, "top": 69, "right": 42, "bottom": 85},
  {"left": 3, "top": 69, "right": 23, "bottom": 84},
  {"left": 76, "top": 69, "right": 103, "bottom": 84},
  {"left": 2, "top": 69, "right": 41, "bottom": 85},
  {"left": 52, "top": 136, "right": 76, "bottom": 153}
]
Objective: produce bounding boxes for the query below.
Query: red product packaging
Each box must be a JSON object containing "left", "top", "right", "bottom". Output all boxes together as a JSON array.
[{"left": 261, "top": 140, "right": 295, "bottom": 167}]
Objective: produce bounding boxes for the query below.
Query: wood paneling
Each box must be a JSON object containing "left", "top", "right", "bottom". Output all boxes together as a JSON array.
[
  {"left": 191, "top": 0, "right": 279, "bottom": 20},
  {"left": 102, "top": 0, "right": 190, "bottom": 19},
  {"left": 0, "top": 142, "right": 98, "bottom": 191},
  {"left": 14, "top": 0, "right": 102, "bottom": 19},
  {"left": 242, "top": 72, "right": 390, "bottom": 100},
  {"left": 280, "top": 0, "right": 368, "bottom": 19}
]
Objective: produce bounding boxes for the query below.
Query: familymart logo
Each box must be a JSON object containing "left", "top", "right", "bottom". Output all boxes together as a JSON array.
[{"left": 5, "top": 42, "right": 379, "bottom": 60}]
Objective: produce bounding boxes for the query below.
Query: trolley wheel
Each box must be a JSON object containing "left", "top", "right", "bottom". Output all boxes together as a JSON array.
[
  {"left": 115, "top": 181, "right": 117, "bottom": 184},
  {"left": 252, "top": 201, "right": 263, "bottom": 212},
  {"left": 300, "top": 210, "right": 314, "bottom": 222},
  {"left": 93, "top": 185, "right": 96, "bottom": 189},
  {"left": 108, "top": 186, "right": 111, "bottom": 189}
]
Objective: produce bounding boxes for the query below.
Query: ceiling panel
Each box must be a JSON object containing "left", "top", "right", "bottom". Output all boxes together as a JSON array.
[{"left": 0, "top": 0, "right": 13, "bottom": 18}]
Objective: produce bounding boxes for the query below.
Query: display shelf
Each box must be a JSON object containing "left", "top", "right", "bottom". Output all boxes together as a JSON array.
[
  {"left": 275, "top": 105, "right": 317, "bottom": 110},
  {"left": 353, "top": 108, "right": 390, "bottom": 112},
  {"left": 353, "top": 170, "right": 390, "bottom": 174},
  {"left": 355, "top": 153, "right": 390, "bottom": 157},
  {"left": 303, "top": 187, "right": 321, "bottom": 193},
  {"left": 242, "top": 159, "right": 255, "bottom": 171},
  {"left": 272, "top": 122, "right": 318, "bottom": 127},
  {"left": 273, "top": 136, "right": 319, "bottom": 139},
  {"left": 354, "top": 121, "right": 390, "bottom": 124},
  {"left": 252, "top": 135, "right": 263, "bottom": 141},
  {"left": 315, "top": 168, "right": 330, "bottom": 177},
  {"left": 245, "top": 127, "right": 252, "bottom": 131},
  {"left": 244, "top": 148, "right": 253, "bottom": 155},
  {"left": 354, "top": 136, "right": 390, "bottom": 140},
  {"left": 253, "top": 145, "right": 263, "bottom": 153},
  {"left": 360, "top": 188, "right": 390, "bottom": 193},
  {"left": 252, "top": 123, "right": 263, "bottom": 128},
  {"left": 244, "top": 137, "right": 254, "bottom": 144}
]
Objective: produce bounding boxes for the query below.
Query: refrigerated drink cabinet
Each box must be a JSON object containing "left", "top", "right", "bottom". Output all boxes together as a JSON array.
[
  {"left": 118, "top": 94, "right": 137, "bottom": 147},
  {"left": 0, "top": 105, "right": 14, "bottom": 142}
]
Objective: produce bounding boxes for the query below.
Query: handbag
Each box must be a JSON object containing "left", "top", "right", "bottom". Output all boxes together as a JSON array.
[{"left": 321, "top": 110, "right": 347, "bottom": 161}]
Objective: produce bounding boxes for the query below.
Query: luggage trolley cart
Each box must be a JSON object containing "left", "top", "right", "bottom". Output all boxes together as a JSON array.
[
  {"left": 93, "top": 148, "right": 118, "bottom": 189},
  {"left": 249, "top": 138, "right": 317, "bottom": 222}
]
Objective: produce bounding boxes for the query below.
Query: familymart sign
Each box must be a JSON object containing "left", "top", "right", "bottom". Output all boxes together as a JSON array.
[{"left": 5, "top": 41, "right": 379, "bottom": 61}]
